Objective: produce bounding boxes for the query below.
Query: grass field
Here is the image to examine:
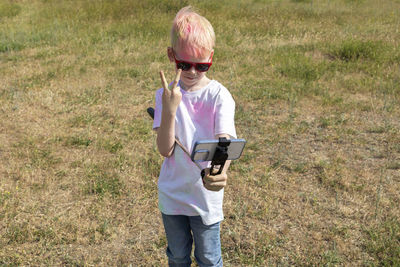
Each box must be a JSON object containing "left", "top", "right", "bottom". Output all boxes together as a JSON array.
[{"left": 1, "top": 0, "right": 399, "bottom": 265}]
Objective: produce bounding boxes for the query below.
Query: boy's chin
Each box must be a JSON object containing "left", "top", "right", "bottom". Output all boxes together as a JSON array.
[{"left": 182, "top": 78, "right": 198, "bottom": 87}]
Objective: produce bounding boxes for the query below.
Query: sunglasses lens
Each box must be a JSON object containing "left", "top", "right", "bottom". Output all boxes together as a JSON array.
[
  {"left": 196, "top": 64, "right": 210, "bottom": 72},
  {"left": 177, "top": 62, "right": 191, "bottom": 71}
]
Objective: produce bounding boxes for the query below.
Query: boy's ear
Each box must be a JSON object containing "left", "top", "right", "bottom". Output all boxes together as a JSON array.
[{"left": 167, "top": 47, "right": 174, "bottom": 62}]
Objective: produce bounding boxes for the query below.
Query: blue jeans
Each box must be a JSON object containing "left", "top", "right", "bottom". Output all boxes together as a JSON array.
[{"left": 161, "top": 213, "right": 223, "bottom": 267}]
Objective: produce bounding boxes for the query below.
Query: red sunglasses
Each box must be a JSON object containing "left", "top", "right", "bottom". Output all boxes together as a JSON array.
[{"left": 172, "top": 53, "right": 213, "bottom": 72}]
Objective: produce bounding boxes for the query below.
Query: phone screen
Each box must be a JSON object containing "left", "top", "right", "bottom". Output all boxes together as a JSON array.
[{"left": 191, "top": 139, "right": 246, "bottom": 162}]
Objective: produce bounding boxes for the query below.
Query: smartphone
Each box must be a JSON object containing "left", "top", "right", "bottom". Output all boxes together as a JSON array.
[{"left": 191, "top": 139, "right": 246, "bottom": 163}]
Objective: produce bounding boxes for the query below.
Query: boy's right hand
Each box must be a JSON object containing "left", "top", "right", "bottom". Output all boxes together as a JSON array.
[
  {"left": 202, "top": 168, "right": 228, "bottom": 192},
  {"left": 160, "top": 69, "right": 182, "bottom": 116}
]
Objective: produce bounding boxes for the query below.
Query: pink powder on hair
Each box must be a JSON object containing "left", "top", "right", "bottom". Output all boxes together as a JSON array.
[{"left": 171, "top": 6, "right": 215, "bottom": 59}]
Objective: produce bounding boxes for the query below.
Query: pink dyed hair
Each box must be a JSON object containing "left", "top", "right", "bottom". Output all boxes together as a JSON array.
[{"left": 171, "top": 6, "right": 215, "bottom": 58}]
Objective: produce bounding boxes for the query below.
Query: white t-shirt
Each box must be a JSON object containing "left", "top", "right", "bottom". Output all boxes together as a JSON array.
[{"left": 153, "top": 80, "right": 236, "bottom": 225}]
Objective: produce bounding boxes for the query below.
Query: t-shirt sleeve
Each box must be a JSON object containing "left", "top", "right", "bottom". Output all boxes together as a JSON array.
[
  {"left": 153, "top": 88, "right": 163, "bottom": 130},
  {"left": 214, "top": 88, "right": 237, "bottom": 138}
]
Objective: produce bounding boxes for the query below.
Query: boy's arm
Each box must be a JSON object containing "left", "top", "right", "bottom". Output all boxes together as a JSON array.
[
  {"left": 156, "top": 112, "right": 176, "bottom": 157},
  {"left": 202, "top": 133, "right": 232, "bottom": 191},
  {"left": 156, "top": 70, "right": 182, "bottom": 158}
]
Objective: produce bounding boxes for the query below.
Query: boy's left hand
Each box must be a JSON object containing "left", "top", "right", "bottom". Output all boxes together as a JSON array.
[
  {"left": 202, "top": 168, "right": 227, "bottom": 191},
  {"left": 160, "top": 69, "right": 182, "bottom": 116}
]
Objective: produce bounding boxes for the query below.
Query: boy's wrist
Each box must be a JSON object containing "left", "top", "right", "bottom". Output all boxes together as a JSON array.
[{"left": 162, "top": 108, "right": 177, "bottom": 118}]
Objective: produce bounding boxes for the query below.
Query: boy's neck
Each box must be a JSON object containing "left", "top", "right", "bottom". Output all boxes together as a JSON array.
[{"left": 181, "top": 76, "right": 211, "bottom": 92}]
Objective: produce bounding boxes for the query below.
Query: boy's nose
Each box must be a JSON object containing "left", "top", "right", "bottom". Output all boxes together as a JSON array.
[{"left": 188, "top": 65, "right": 196, "bottom": 73}]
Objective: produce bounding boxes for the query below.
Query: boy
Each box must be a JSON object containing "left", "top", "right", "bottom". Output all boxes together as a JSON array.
[{"left": 153, "top": 6, "right": 236, "bottom": 266}]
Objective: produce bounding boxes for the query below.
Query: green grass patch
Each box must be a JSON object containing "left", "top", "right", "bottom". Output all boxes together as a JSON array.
[
  {"left": 15, "top": 70, "right": 58, "bottom": 89},
  {"left": 329, "top": 39, "right": 386, "bottom": 62},
  {"left": 313, "top": 159, "right": 347, "bottom": 192},
  {"left": 320, "top": 246, "right": 343, "bottom": 266},
  {"left": 0, "top": 2, "right": 21, "bottom": 19},
  {"left": 124, "top": 117, "right": 152, "bottom": 142},
  {"left": 33, "top": 226, "right": 56, "bottom": 243},
  {"left": 68, "top": 85, "right": 112, "bottom": 106},
  {"left": 367, "top": 126, "right": 386, "bottom": 134},
  {"left": 0, "top": 27, "right": 62, "bottom": 53},
  {"left": 114, "top": 67, "right": 141, "bottom": 79},
  {"left": 291, "top": 0, "right": 312, "bottom": 3},
  {"left": 83, "top": 164, "right": 124, "bottom": 198},
  {"left": 62, "top": 135, "right": 93, "bottom": 148},
  {"left": 68, "top": 113, "right": 96, "bottom": 128},
  {"left": 137, "top": 148, "right": 163, "bottom": 181},
  {"left": 274, "top": 48, "right": 322, "bottom": 82},
  {"left": 0, "top": 190, "right": 12, "bottom": 206},
  {"left": 5, "top": 222, "right": 30, "bottom": 244},
  {"left": 97, "top": 138, "right": 123, "bottom": 154},
  {"left": 0, "top": 40, "right": 25, "bottom": 53},
  {"left": 12, "top": 138, "right": 61, "bottom": 170},
  {"left": 387, "top": 162, "right": 400, "bottom": 170},
  {"left": 364, "top": 217, "right": 400, "bottom": 266}
]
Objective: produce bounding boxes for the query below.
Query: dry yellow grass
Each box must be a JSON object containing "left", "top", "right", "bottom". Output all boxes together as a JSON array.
[{"left": 1, "top": 0, "right": 399, "bottom": 266}]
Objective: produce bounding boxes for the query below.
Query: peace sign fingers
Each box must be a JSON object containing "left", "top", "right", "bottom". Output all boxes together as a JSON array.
[
  {"left": 171, "top": 69, "right": 181, "bottom": 92},
  {"left": 159, "top": 69, "right": 182, "bottom": 115},
  {"left": 160, "top": 70, "right": 169, "bottom": 94}
]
